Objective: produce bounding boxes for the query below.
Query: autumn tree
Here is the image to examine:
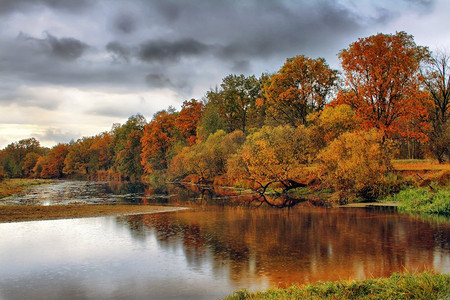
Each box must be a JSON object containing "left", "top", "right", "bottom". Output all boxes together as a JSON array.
[
  {"left": 169, "top": 130, "right": 245, "bottom": 182},
  {"left": 0, "top": 138, "right": 46, "bottom": 177},
  {"left": 422, "top": 50, "right": 450, "bottom": 162},
  {"left": 264, "top": 55, "right": 339, "bottom": 126},
  {"left": 336, "top": 31, "right": 431, "bottom": 140},
  {"left": 63, "top": 137, "right": 95, "bottom": 177},
  {"left": 307, "top": 104, "right": 359, "bottom": 152},
  {"left": 38, "top": 144, "right": 68, "bottom": 178},
  {"left": 89, "top": 132, "right": 114, "bottom": 171},
  {"left": 227, "top": 125, "right": 312, "bottom": 194},
  {"left": 22, "top": 152, "right": 41, "bottom": 177},
  {"left": 176, "top": 99, "right": 204, "bottom": 145},
  {"left": 141, "top": 110, "right": 177, "bottom": 175},
  {"left": 318, "top": 129, "right": 394, "bottom": 202}
]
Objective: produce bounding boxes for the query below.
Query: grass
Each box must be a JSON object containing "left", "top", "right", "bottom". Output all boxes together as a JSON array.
[
  {"left": 383, "top": 187, "right": 450, "bottom": 216},
  {"left": 225, "top": 272, "right": 450, "bottom": 300},
  {"left": 0, "top": 204, "right": 186, "bottom": 223},
  {"left": 0, "top": 178, "right": 54, "bottom": 199}
]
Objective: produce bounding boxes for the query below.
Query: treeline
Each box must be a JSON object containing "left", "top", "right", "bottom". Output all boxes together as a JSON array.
[{"left": 1, "top": 32, "right": 449, "bottom": 202}]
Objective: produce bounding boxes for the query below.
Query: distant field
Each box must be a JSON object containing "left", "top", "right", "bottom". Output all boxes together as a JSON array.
[{"left": 392, "top": 159, "right": 450, "bottom": 172}]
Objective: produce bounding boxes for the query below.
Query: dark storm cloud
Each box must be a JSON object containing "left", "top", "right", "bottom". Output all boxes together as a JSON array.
[
  {"left": 18, "top": 32, "right": 89, "bottom": 61},
  {"left": 0, "top": 0, "right": 91, "bottom": 14},
  {"left": 138, "top": 38, "right": 210, "bottom": 62},
  {"left": 113, "top": 12, "right": 138, "bottom": 34},
  {"left": 0, "top": 0, "right": 440, "bottom": 110},
  {"left": 43, "top": 33, "right": 90, "bottom": 61}
]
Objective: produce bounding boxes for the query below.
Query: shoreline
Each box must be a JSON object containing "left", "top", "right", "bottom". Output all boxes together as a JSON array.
[{"left": 0, "top": 204, "right": 188, "bottom": 223}]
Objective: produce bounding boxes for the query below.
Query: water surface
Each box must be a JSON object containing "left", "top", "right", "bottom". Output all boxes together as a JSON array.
[{"left": 0, "top": 181, "right": 449, "bottom": 299}]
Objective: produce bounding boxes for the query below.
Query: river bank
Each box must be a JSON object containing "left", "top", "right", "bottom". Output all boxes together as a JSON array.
[
  {"left": 0, "top": 204, "right": 187, "bottom": 223},
  {"left": 0, "top": 178, "right": 54, "bottom": 199},
  {"left": 225, "top": 272, "right": 450, "bottom": 300}
]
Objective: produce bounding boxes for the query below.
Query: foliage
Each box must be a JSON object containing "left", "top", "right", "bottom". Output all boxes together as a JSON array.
[
  {"left": 0, "top": 138, "right": 46, "bottom": 178},
  {"left": 337, "top": 31, "right": 432, "bottom": 141},
  {"left": 318, "top": 129, "right": 394, "bottom": 202},
  {"left": 384, "top": 187, "right": 450, "bottom": 216},
  {"left": 63, "top": 137, "right": 95, "bottom": 177},
  {"left": 176, "top": 99, "right": 203, "bottom": 145},
  {"left": 204, "top": 74, "right": 262, "bottom": 134},
  {"left": 224, "top": 272, "right": 450, "bottom": 300},
  {"left": 307, "top": 104, "right": 359, "bottom": 152},
  {"left": 22, "top": 152, "right": 41, "bottom": 177},
  {"left": 264, "top": 55, "right": 339, "bottom": 126},
  {"left": 36, "top": 144, "right": 68, "bottom": 178},
  {"left": 197, "top": 101, "right": 227, "bottom": 139},
  {"left": 169, "top": 130, "right": 245, "bottom": 182},
  {"left": 141, "top": 110, "right": 177, "bottom": 174},
  {"left": 227, "top": 125, "right": 311, "bottom": 193}
]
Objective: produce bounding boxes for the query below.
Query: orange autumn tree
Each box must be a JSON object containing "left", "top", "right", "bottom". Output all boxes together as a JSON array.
[
  {"left": 175, "top": 99, "right": 203, "bottom": 145},
  {"left": 38, "top": 144, "right": 68, "bottom": 178},
  {"left": 337, "top": 31, "right": 431, "bottom": 140},
  {"left": 264, "top": 55, "right": 339, "bottom": 126},
  {"left": 141, "top": 110, "right": 177, "bottom": 174}
]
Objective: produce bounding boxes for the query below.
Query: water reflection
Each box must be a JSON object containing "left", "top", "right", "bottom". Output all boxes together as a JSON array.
[
  {"left": 1, "top": 181, "right": 449, "bottom": 299},
  {"left": 117, "top": 207, "right": 450, "bottom": 287}
]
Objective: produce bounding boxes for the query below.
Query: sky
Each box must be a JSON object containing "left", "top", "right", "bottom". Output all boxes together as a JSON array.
[{"left": 1, "top": 0, "right": 449, "bottom": 148}]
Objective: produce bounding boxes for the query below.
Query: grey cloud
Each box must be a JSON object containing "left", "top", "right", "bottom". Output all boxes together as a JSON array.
[
  {"left": 19, "top": 32, "right": 89, "bottom": 61},
  {"left": 44, "top": 33, "right": 89, "bottom": 61},
  {"left": 35, "top": 128, "right": 78, "bottom": 145},
  {"left": 113, "top": 12, "right": 137, "bottom": 34},
  {"left": 138, "top": 38, "right": 210, "bottom": 62},
  {"left": 106, "top": 41, "right": 132, "bottom": 63},
  {"left": 145, "top": 73, "right": 191, "bottom": 95},
  {"left": 0, "top": 0, "right": 91, "bottom": 15}
]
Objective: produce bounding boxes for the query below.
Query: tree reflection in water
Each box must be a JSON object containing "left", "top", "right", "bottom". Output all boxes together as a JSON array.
[{"left": 116, "top": 207, "right": 450, "bottom": 288}]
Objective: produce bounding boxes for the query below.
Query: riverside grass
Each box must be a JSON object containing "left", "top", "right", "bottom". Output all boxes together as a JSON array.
[
  {"left": 384, "top": 187, "right": 450, "bottom": 216},
  {"left": 0, "top": 178, "right": 54, "bottom": 199},
  {"left": 225, "top": 272, "right": 450, "bottom": 300}
]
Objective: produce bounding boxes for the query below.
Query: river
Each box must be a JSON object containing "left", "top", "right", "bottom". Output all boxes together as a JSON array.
[{"left": 0, "top": 181, "right": 449, "bottom": 299}]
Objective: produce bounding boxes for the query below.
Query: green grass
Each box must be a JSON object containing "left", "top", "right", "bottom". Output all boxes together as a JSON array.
[
  {"left": 384, "top": 187, "right": 450, "bottom": 216},
  {"left": 224, "top": 272, "right": 450, "bottom": 300}
]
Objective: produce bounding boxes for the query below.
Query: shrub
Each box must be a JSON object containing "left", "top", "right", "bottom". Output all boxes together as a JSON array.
[{"left": 318, "top": 129, "right": 394, "bottom": 202}]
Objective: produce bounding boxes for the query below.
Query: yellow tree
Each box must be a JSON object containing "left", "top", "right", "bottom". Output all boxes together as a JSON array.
[
  {"left": 318, "top": 129, "right": 394, "bottom": 202},
  {"left": 227, "top": 125, "right": 311, "bottom": 194}
]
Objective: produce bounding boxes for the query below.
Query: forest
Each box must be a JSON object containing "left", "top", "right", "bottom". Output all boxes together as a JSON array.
[{"left": 1, "top": 32, "right": 449, "bottom": 203}]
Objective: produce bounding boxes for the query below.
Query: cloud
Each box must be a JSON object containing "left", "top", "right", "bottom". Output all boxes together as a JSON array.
[
  {"left": 138, "top": 38, "right": 210, "bottom": 63},
  {"left": 112, "top": 12, "right": 138, "bottom": 35},
  {"left": 35, "top": 128, "right": 78, "bottom": 145},
  {"left": 0, "top": 0, "right": 91, "bottom": 15},
  {"left": 0, "top": 0, "right": 445, "bottom": 149},
  {"left": 19, "top": 32, "right": 90, "bottom": 61},
  {"left": 106, "top": 41, "right": 131, "bottom": 63}
]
